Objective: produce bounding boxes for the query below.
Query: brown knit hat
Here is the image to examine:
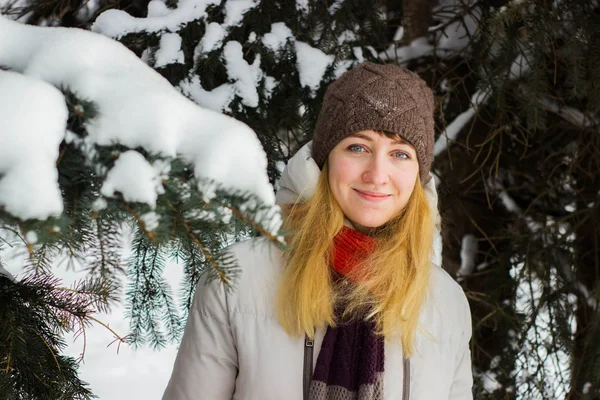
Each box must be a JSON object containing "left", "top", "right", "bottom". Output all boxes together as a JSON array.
[{"left": 312, "top": 62, "right": 435, "bottom": 183}]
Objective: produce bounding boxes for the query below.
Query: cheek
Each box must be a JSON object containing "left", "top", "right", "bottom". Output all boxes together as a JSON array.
[
  {"left": 329, "top": 158, "right": 360, "bottom": 185},
  {"left": 392, "top": 169, "right": 418, "bottom": 194}
]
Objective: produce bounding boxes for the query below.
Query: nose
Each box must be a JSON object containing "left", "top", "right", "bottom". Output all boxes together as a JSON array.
[{"left": 362, "top": 154, "right": 389, "bottom": 186}]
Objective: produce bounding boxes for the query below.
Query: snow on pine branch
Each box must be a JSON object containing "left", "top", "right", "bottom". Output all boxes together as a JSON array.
[
  {"left": 0, "top": 70, "right": 67, "bottom": 220},
  {"left": 434, "top": 89, "right": 491, "bottom": 157},
  {"left": 0, "top": 16, "right": 277, "bottom": 231},
  {"left": 92, "top": 2, "right": 335, "bottom": 112}
]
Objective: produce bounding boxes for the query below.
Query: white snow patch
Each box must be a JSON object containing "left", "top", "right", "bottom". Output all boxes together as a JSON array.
[
  {"left": 0, "top": 264, "right": 16, "bottom": 282},
  {"left": 140, "top": 211, "right": 160, "bottom": 231},
  {"left": 434, "top": 89, "right": 490, "bottom": 156},
  {"left": 435, "top": 6, "right": 481, "bottom": 57},
  {"left": 337, "top": 30, "right": 356, "bottom": 45},
  {"left": 92, "top": 198, "right": 108, "bottom": 211},
  {"left": 179, "top": 75, "right": 235, "bottom": 112},
  {"left": 262, "top": 22, "right": 293, "bottom": 54},
  {"left": 92, "top": 0, "right": 219, "bottom": 39},
  {"left": 223, "top": 41, "right": 263, "bottom": 108},
  {"left": 380, "top": 37, "right": 433, "bottom": 63},
  {"left": 538, "top": 96, "right": 599, "bottom": 128},
  {"left": 295, "top": 41, "right": 334, "bottom": 95},
  {"left": 223, "top": 0, "right": 257, "bottom": 28},
  {"left": 458, "top": 234, "right": 478, "bottom": 278},
  {"left": 147, "top": 0, "right": 170, "bottom": 18},
  {"left": 0, "top": 70, "right": 66, "bottom": 220},
  {"left": 154, "top": 33, "right": 184, "bottom": 68},
  {"left": 328, "top": 0, "right": 344, "bottom": 14},
  {"left": 100, "top": 151, "right": 164, "bottom": 208},
  {"left": 510, "top": 52, "right": 532, "bottom": 79},
  {"left": 196, "top": 22, "right": 226, "bottom": 55},
  {"left": 481, "top": 371, "right": 502, "bottom": 392},
  {"left": 498, "top": 189, "right": 522, "bottom": 214},
  {"left": 264, "top": 75, "right": 278, "bottom": 99},
  {"left": 333, "top": 59, "right": 354, "bottom": 79},
  {"left": 352, "top": 47, "right": 365, "bottom": 63},
  {"left": 296, "top": 0, "right": 309, "bottom": 14},
  {"left": 583, "top": 382, "right": 592, "bottom": 394},
  {"left": 25, "top": 231, "right": 38, "bottom": 244}
]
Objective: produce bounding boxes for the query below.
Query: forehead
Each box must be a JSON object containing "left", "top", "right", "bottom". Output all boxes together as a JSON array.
[{"left": 347, "top": 130, "right": 412, "bottom": 146}]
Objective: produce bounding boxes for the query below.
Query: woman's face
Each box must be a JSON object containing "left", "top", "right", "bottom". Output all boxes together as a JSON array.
[{"left": 327, "top": 130, "right": 420, "bottom": 233}]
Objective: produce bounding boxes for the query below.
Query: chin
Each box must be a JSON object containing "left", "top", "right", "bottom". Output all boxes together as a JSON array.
[{"left": 350, "top": 215, "right": 390, "bottom": 230}]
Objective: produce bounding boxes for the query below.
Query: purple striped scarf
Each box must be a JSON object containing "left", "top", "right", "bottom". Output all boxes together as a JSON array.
[{"left": 309, "top": 227, "right": 385, "bottom": 400}]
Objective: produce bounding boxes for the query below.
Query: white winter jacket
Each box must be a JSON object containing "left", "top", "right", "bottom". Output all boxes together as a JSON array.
[{"left": 162, "top": 143, "right": 473, "bottom": 400}]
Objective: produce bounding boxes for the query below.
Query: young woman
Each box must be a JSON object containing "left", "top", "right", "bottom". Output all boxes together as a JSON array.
[{"left": 162, "top": 62, "right": 473, "bottom": 400}]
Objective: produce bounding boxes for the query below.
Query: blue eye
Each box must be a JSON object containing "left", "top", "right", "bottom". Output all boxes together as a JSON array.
[
  {"left": 393, "top": 151, "right": 409, "bottom": 159},
  {"left": 347, "top": 144, "right": 365, "bottom": 152}
]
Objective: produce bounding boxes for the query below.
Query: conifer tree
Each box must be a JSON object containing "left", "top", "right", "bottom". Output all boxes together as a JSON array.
[{"left": 2, "top": 0, "right": 599, "bottom": 398}]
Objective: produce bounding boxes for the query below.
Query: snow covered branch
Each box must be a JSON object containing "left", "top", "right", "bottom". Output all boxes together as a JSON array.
[
  {"left": 434, "top": 88, "right": 491, "bottom": 157},
  {"left": 537, "top": 96, "right": 600, "bottom": 129},
  {"left": 0, "top": 16, "right": 276, "bottom": 224}
]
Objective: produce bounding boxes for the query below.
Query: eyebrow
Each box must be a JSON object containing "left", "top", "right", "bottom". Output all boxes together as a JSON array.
[{"left": 349, "top": 133, "right": 410, "bottom": 145}]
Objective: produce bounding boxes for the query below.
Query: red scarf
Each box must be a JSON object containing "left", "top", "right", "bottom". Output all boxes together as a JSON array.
[{"left": 331, "top": 226, "right": 376, "bottom": 276}]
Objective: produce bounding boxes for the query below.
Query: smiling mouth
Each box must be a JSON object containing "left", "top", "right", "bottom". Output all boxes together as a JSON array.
[{"left": 353, "top": 189, "right": 391, "bottom": 202}]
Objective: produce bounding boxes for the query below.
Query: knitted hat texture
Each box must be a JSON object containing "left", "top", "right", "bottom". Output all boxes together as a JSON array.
[{"left": 312, "top": 62, "right": 435, "bottom": 183}]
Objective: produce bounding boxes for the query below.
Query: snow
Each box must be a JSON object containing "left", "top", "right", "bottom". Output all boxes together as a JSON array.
[
  {"left": 352, "top": 46, "right": 365, "bottom": 63},
  {"left": 337, "top": 29, "right": 356, "bottom": 45},
  {"left": 147, "top": 0, "right": 170, "bottom": 18},
  {"left": 481, "top": 371, "right": 502, "bottom": 392},
  {"left": 510, "top": 52, "right": 532, "bottom": 79},
  {"left": 583, "top": 382, "right": 592, "bottom": 394},
  {"left": 25, "top": 231, "right": 38, "bottom": 244},
  {"left": 295, "top": 0, "right": 309, "bottom": 14},
  {"left": 380, "top": 37, "right": 434, "bottom": 64},
  {"left": 196, "top": 22, "right": 226, "bottom": 55},
  {"left": 381, "top": 2, "right": 481, "bottom": 63},
  {"left": 295, "top": 41, "right": 334, "bottom": 95},
  {"left": 140, "top": 211, "right": 161, "bottom": 231},
  {"left": 328, "top": 0, "right": 344, "bottom": 15},
  {"left": 0, "top": 16, "right": 277, "bottom": 227},
  {"left": 434, "top": 89, "right": 490, "bottom": 156},
  {"left": 100, "top": 151, "right": 165, "bottom": 207},
  {"left": 434, "top": 6, "right": 481, "bottom": 56},
  {"left": 179, "top": 75, "right": 235, "bottom": 112},
  {"left": 537, "top": 96, "right": 599, "bottom": 128},
  {"left": 262, "top": 22, "right": 293, "bottom": 54},
  {"left": 498, "top": 190, "right": 522, "bottom": 214},
  {"left": 223, "top": 0, "right": 257, "bottom": 28},
  {"left": 0, "top": 70, "right": 67, "bottom": 220},
  {"left": 223, "top": 41, "right": 262, "bottom": 108},
  {"left": 457, "top": 234, "right": 478, "bottom": 278},
  {"left": 0, "top": 264, "right": 16, "bottom": 282},
  {"left": 263, "top": 75, "right": 278, "bottom": 99},
  {"left": 92, "top": 0, "right": 219, "bottom": 38},
  {"left": 154, "top": 33, "right": 184, "bottom": 68},
  {"left": 92, "top": 198, "right": 108, "bottom": 211}
]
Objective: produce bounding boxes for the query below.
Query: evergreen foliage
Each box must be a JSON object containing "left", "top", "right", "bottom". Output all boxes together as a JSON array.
[{"left": 1, "top": 0, "right": 599, "bottom": 398}]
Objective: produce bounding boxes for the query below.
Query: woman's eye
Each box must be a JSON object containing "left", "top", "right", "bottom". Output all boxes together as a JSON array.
[
  {"left": 392, "top": 151, "right": 409, "bottom": 159},
  {"left": 347, "top": 144, "right": 365, "bottom": 152}
]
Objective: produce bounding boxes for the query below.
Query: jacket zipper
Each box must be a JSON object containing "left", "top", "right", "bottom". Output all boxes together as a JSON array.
[
  {"left": 403, "top": 357, "right": 411, "bottom": 400},
  {"left": 303, "top": 335, "right": 314, "bottom": 400}
]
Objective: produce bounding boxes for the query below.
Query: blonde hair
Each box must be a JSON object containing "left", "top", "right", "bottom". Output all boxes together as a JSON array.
[{"left": 276, "top": 161, "right": 435, "bottom": 357}]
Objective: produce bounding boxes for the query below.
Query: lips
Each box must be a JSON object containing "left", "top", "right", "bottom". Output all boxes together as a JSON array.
[{"left": 353, "top": 189, "right": 391, "bottom": 202}]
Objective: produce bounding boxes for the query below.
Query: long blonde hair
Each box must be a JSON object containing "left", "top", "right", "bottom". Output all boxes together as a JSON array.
[{"left": 276, "top": 160, "right": 435, "bottom": 357}]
